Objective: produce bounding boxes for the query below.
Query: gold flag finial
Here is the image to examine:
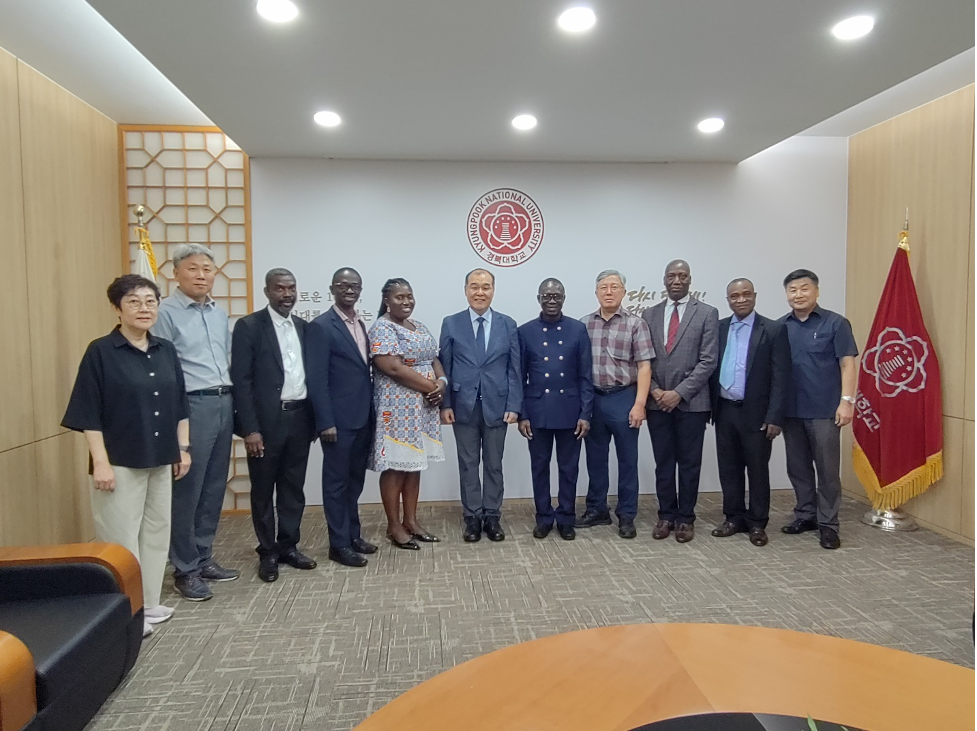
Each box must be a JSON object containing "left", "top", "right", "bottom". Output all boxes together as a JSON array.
[{"left": 897, "top": 207, "right": 910, "bottom": 252}]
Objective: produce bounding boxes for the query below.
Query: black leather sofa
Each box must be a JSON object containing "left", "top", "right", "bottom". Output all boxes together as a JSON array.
[{"left": 0, "top": 544, "right": 143, "bottom": 731}]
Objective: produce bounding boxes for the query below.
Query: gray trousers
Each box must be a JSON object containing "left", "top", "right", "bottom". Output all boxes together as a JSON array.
[
  {"left": 782, "top": 417, "right": 842, "bottom": 530},
  {"left": 170, "top": 392, "right": 234, "bottom": 577},
  {"left": 453, "top": 401, "right": 507, "bottom": 519}
]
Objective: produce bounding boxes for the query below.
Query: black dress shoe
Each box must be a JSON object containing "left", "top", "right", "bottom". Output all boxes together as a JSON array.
[
  {"left": 618, "top": 519, "right": 637, "bottom": 539},
  {"left": 819, "top": 527, "right": 841, "bottom": 549},
  {"left": 280, "top": 550, "right": 317, "bottom": 570},
  {"left": 781, "top": 518, "right": 819, "bottom": 534},
  {"left": 409, "top": 531, "right": 440, "bottom": 543},
  {"left": 328, "top": 546, "right": 368, "bottom": 567},
  {"left": 388, "top": 535, "right": 421, "bottom": 550},
  {"left": 711, "top": 521, "right": 745, "bottom": 538},
  {"left": 483, "top": 518, "right": 505, "bottom": 542},
  {"left": 463, "top": 517, "right": 482, "bottom": 543},
  {"left": 532, "top": 523, "right": 552, "bottom": 539},
  {"left": 258, "top": 555, "right": 279, "bottom": 583},
  {"left": 575, "top": 509, "right": 613, "bottom": 528},
  {"left": 351, "top": 537, "right": 378, "bottom": 554},
  {"left": 749, "top": 527, "right": 769, "bottom": 546},
  {"left": 557, "top": 524, "right": 576, "bottom": 541}
]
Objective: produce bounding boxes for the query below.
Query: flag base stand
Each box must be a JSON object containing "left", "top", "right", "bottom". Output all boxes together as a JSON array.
[{"left": 860, "top": 508, "right": 918, "bottom": 532}]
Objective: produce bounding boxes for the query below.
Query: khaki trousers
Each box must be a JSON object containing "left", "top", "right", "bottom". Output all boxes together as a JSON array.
[{"left": 90, "top": 464, "right": 172, "bottom": 609}]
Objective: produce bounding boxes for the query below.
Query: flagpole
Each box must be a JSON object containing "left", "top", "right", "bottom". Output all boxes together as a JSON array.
[{"left": 859, "top": 208, "right": 919, "bottom": 532}]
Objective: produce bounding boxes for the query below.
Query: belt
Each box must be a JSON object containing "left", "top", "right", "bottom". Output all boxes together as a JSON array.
[
  {"left": 594, "top": 384, "right": 630, "bottom": 396},
  {"left": 281, "top": 399, "right": 308, "bottom": 411},
  {"left": 719, "top": 397, "right": 744, "bottom": 406},
  {"left": 188, "top": 386, "right": 232, "bottom": 396}
]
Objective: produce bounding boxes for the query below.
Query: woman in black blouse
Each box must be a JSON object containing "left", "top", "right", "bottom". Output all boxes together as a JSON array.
[{"left": 63, "top": 275, "right": 191, "bottom": 637}]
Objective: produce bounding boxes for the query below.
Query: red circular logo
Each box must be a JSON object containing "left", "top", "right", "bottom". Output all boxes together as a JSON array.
[{"left": 467, "top": 188, "right": 544, "bottom": 267}]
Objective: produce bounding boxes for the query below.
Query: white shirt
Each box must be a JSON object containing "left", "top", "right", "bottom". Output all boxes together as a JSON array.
[
  {"left": 663, "top": 295, "right": 691, "bottom": 332},
  {"left": 268, "top": 306, "right": 307, "bottom": 401},
  {"left": 469, "top": 307, "right": 493, "bottom": 349}
]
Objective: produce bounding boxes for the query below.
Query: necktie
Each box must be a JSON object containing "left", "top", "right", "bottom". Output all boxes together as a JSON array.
[
  {"left": 719, "top": 321, "right": 740, "bottom": 390},
  {"left": 475, "top": 317, "right": 486, "bottom": 361},
  {"left": 665, "top": 304, "right": 680, "bottom": 353}
]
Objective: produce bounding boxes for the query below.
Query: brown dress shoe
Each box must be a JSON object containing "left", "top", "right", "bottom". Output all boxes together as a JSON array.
[
  {"left": 710, "top": 521, "right": 744, "bottom": 538},
  {"left": 674, "top": 523, "right": 695, "bottom": 543},
  {"left": 749, "top": 528, "right": 769, "bottom": 546},
  {"left": 652, "top": 520, "right": 674, "bottom": 540}
]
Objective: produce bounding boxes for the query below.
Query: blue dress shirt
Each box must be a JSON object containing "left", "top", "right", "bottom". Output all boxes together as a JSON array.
[
  {"left": 719, "top": 311, "right": 755, "bottom": 401},
  {"left": 152, "top": 287, "right": 231, "bottom": 392},
  {"left": 469, "top": 307, "right": 493, "bottom": 350}
]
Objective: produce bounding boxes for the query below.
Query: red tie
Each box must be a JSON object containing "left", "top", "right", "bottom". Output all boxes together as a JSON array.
[{"left": 666, "top": 305, "right": 680, "bottom": 353}]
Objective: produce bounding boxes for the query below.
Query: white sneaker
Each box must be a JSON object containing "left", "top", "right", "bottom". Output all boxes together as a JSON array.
[
  {"left": 144, "top": 605, "right": 176, "bottom": 625},
  {"left": 143, "top": 620, "right": 154, "bottom": 638}
]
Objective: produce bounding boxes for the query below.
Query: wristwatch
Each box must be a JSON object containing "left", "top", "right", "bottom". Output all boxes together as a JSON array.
[
  {"left": 179, "top": 444, "right": 192, "bottom": 453},
  {"left": 841, "top": 396, "right": 855, "bottom": 404}
]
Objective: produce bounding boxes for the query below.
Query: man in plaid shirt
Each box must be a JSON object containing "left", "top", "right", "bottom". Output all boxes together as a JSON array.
[{"left": 577, "top": 270, "right": 654, "bottom": 538}]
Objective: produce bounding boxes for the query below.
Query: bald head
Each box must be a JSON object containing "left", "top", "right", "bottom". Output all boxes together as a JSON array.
[
  {"left": 538, "top": 277, "right": 566, "bottom": 321},
  {"left": 664, "top": 259, "right": 692, "bottom": 301}
]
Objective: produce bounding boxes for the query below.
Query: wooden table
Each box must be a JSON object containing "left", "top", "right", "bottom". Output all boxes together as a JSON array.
[{"left": 354, "top": 623, "right": 974, "bottom": 731}]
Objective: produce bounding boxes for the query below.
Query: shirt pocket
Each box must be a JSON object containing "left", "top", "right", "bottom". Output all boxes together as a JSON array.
[{"left": 607, "top": 344, "right": 631, "bottom": 362}]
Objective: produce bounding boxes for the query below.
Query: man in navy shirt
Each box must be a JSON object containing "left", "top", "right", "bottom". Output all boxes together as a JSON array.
[
  {"left": 779, "top": 269, "right": 859, "bottom": 549},
  {"left": 517, "top": 279, "right": 594, "bottom": 540}
]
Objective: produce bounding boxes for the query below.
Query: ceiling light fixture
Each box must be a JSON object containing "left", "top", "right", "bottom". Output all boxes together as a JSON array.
[
  {"left": 511, "top": 114, "right": 538, "bottom": 131},
  {"left": 313, "top": 111, "right": 342, "bottom": 127},
  {"left": 697, "top": 117, "right": 724, "bottom": 133},
  {"left": 256, "top": 0, "right": 298, "bottom": 23},
  {"left": 831, "top": 15, "right": 875, "bottom": 40},
  {"left": 557, "top": 7, "right": 597, "bottom": 33}
]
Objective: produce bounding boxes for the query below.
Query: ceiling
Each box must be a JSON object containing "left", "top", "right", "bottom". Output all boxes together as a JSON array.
[{"left": 3, "top": 2, "right": 973, "bottom": 162}]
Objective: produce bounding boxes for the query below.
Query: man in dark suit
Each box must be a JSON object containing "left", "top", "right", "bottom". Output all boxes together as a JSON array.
[
  {"left": 440, "top": 268, "right": 523, "bottom": 543},
  {"left": 517, "top": 278, "right": 594, "bottom": 541},
  {"left": 708, "top": 278, "right": 791, "bottom": 547},
  {"left": 642, "top": 259, "right": 719, "bottom": 544},
  {"left": 231, "top": 268, "right": 318, "bottom": 582},
  {"left": 306, "top": 267, "right": 378, "bottom": 567}
]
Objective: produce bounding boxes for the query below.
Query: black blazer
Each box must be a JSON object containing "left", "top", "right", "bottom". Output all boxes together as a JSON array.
[
  {"left": 709, "top": 312, "right": 791, "bottom": 431},
  {"left": 231, "top": 308, "right": 315, "bottom": 442},
  {"left": 305, "top": 307, "right": 373, "bottom": 432}
]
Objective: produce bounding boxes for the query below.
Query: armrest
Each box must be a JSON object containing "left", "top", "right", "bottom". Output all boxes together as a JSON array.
[
  {"left": 0, "top": 630, "right": 37, "bottom": 731},
  {"left": 0, "top": 543, "right": 143, "bottom": 616}
]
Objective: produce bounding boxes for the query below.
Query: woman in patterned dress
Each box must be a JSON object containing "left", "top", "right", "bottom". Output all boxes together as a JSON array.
[{"left": 368, "top": 278, "right": 447, "bottom": 549}]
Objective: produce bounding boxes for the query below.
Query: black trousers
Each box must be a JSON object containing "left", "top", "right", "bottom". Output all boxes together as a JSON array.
[
  {"left": 529, "top": 427, "right": 581, "bottom": 527},
  {"left": 247, "top": 407, "right": 313, "bottom": 557},
  {"left": 646, "top": 409, "right": 709, "bottom": 525},
  {"left": 320, "top": 422, "right": 371, "bottom": 549},
  {"left": 714, "top": 399, "right": 772, "bottom": 530}
]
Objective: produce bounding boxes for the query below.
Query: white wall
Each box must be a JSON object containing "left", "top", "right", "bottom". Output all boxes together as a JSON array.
[{"left": 250, "top": 135, "right": 849, "bottom": 506}]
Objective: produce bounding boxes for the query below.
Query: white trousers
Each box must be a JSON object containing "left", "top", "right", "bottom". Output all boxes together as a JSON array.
[{"left": 90, "top": 464, "right": 172, "bottom": 609}]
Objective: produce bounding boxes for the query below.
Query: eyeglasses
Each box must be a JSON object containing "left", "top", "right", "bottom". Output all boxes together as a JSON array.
[
  {"left": 121, "top": 298, "right": 159, "bottom": 310},
  {"left": 597, "top": 284, "right": 623, "bottom": 293},
  {"left": 333, "top": 283, "right": 362, "bottom": 292},
  {"left": 539, "top": 294, "right": 564, "bottom": 302}
]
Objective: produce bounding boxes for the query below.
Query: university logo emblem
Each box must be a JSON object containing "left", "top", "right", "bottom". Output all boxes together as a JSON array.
[
  {"left": 467, "top": 188, "right": 544, "bottom": 267},
  {"left": 861, "top": 327, "right": 929, "bottom": 398}
]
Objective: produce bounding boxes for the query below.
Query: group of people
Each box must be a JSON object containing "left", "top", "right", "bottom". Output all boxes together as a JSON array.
[{"left": 62, "top": 243, "right": 858, "bottom": 638}]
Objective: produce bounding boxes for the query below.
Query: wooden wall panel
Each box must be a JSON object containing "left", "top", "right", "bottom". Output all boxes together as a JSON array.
[
  {"left": 0, "top": 445, "right": 40, "bottom": 546},
  {"left": 17, "top": 60, "right": 120, "bottom": 442},
  {"left": 845, "top": 85, "right": 975, "bottom": 543},
  {"left": 34, "top": 433, "right": 94, "bottom": 544},
  {"left": 0, "top": 49, "right": 34, "bottom": 453}
]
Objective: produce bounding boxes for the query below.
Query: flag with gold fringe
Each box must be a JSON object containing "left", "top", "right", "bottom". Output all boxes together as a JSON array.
[
  {"left": 852, "top": 231, "right": 943, "bottom": 510},
  {"left": 132, "top": 226, "right": 158, "bottom": 282}
]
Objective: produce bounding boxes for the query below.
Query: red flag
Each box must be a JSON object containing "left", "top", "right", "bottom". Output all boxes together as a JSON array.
[{"left": 852, "top": 236, "right": 943, "bottom": 510}]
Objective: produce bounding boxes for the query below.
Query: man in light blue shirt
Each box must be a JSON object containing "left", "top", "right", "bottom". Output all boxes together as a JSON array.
[{"left": 153, "top": 244, "right": 239, "bottom": 601}]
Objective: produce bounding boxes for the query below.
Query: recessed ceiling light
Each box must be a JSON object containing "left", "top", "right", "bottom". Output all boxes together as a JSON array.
[
  {"left": 697, "top": 117, "right": 724, "bottom": 133},
  {"left": 831, "top": 15, "right": 874, "bottom": 40},
  {"left": 557, "top": 7, "right": 596, "bottom": 33},
  {"left": 313, "top": 111, "right": 342, "bottom": 127},
  {"left": 512, "top": 114, "right": 538, "bottom": 131},
  {"left": 256, "top": 0, "right": 298, "bottom": 23}
]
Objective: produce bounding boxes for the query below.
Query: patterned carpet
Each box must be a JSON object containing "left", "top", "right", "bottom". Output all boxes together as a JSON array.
[{"left": 86, "top": 491, "right": 974, "bottom": 731}]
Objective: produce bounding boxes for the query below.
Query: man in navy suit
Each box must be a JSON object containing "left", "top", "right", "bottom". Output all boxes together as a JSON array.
[
  {"left": 306, "top": 268, "right": 378, "bottom": 567},
  {"left": 708, "top": 278, "right": 791, "bottom": 547},
  {"left": 440, "top": 269, "right": 523, "bottom": 543},
  {"left": 517, "top": 279, "right": 593, "bottom": 541},
  {"left": 231, "top": 268, "right": 318, "bottom": 582}
]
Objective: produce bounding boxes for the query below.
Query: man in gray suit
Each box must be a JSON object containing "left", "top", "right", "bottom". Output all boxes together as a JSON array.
[
  {"left": 440, "top": 269, "right": 523, "bottom": 543},
  {"left": 641, "top": 260, "right": 719, "bottom": 543}
]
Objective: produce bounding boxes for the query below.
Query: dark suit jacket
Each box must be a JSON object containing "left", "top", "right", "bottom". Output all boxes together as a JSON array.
[
  {"left": 439, "top": 309, "right": 523, "bottom": 427},
  {"left": 642, "top": 297, "right": 720, "bottom": 413},
  {"left": 231, "top": 308, "right": 315, "bottom": 442},
  {"left": 709, "top": 312, "right": 791, "bottom": 431},
  {"left": 305, "top": 308, "right": 373, "bottom": 432}
]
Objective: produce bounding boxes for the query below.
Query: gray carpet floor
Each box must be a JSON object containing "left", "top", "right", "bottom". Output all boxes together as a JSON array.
[{"left": 86, "top": 492, "right": 975, "bottom": 731}]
